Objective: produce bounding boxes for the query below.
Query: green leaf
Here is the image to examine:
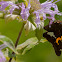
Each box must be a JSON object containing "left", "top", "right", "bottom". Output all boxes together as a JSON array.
[
  {"left": 0, "top": 35, "right": 18, "bottom": 54},
  {"left": 40, "top": 38, "right": 47, "bottom": 43},
  {"left": 18, "top": 0, "right": 24, "bottom": 3},
  {"left": 28, "top": 14, "right": 36, "bottom": 27},
  {"left": 17, "top": 37, "right": 38, "bottom": 50},
  {"left": 22, "top": 44, "right": 36, "bottom": 55},
  {"left": 35, "top": 27, "right": 43, "bottom": 41},
  {"left": 5, "top": 6, "right": 10, "bottom": 10},
  {"left": 22, "top": 37, "right": 38, "bottom": 55}
]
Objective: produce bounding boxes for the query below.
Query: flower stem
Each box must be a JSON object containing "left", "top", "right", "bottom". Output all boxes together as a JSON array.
[{"left": 9, "top": 23, "right": 25, "bottom": 62}]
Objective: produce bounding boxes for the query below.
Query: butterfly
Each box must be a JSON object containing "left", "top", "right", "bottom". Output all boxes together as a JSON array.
[{"left": 43, "top": 21, "right": 62, "bottom": 56}]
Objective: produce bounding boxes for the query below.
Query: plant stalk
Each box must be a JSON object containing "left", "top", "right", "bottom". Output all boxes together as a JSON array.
[{"left": 9, "top": 23, "right": 25, "bottom": 62}]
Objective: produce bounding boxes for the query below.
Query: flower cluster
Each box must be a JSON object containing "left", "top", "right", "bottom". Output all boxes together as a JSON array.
[
  {"left": 20, "top": 1, "right": 31, "bottom": 21},
  {"left": 34, "top": 0, "right": 62, "bottom": 27},
  {"left": 0, "top": 0, "right": 62, "bottom": 27},
  {"left": 0, "top": 1, "right": 19, "bottom": 14}
]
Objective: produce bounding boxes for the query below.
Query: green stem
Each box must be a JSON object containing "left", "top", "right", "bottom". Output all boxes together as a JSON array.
[{"left": 9, "top": 23, "right": 25, "bottom": 62}]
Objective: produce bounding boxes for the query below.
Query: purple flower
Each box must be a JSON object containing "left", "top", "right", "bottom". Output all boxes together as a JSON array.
[
  {"left": 0, "top": 51, "right": 6, "bottom": 62},
  {"left": 33, "top": 0, "right": 62, "bottom": 26},
  {"left": 20, "top": 0, "right": 31, "bottom": 21},
  {"left": 0, "top": 1, "right": 19, "bottom": 14},
  {"left": 33, "top": 11, "right": 41, "bottom": 26},
  {"left": 0, "top": 44, "right": 6, "bottom": 62}
]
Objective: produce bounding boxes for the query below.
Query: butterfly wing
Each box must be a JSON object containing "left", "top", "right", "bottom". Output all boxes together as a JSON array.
[
  {"left": 44, "top": 22, "right": 61, "bottom": 37},
  {"left": 43, "top": 32, "right": 61, "bottom": 56}
]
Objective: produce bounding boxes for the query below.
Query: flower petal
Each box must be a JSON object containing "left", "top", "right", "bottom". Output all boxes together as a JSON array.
[{"left": 0, "top": 51, "right": 6, "bottom": 62}]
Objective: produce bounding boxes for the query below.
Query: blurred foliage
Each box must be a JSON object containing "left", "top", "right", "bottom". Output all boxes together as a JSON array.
[
  {"left": 35, "top": 27, "right": 43, "bottom": 41},
  {"left": 0, "top": 35, "right": 18, "bottom": 54},
  {"left": 0, "top": 0, "right": 62, "bottom": 62}
]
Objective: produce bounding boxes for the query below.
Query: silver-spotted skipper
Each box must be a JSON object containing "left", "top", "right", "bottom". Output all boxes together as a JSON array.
[{"left": 43, "top": 21, "right": 62, "bottom": 56}]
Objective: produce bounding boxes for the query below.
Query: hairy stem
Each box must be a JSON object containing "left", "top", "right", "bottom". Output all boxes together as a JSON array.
[{"left": 9, "top": 23, "right": 25, "bottom": 62}]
